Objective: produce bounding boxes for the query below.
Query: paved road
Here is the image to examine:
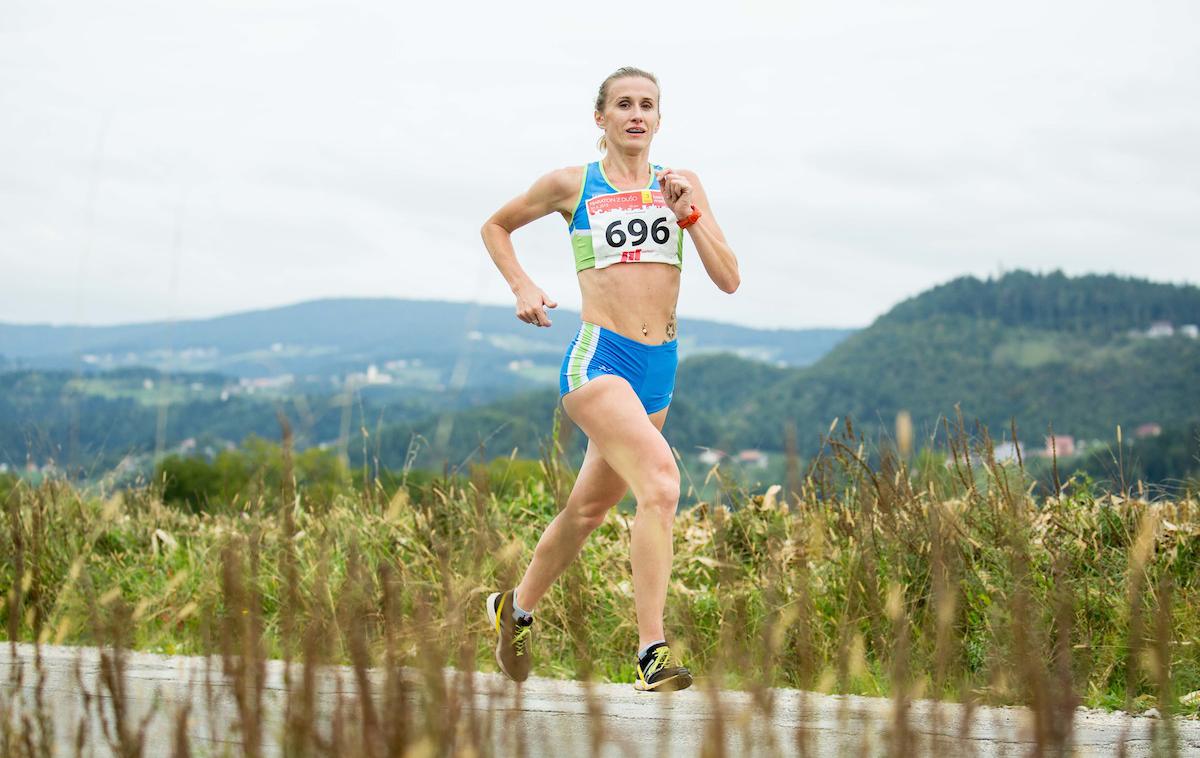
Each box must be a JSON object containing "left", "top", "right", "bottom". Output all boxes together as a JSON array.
[{"left": 3, "top": 643, "right": 1197, "bottom": 756}]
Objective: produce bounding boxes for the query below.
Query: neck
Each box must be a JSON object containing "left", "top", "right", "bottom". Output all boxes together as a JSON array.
[{"left": 602, "top": 149, "right": 650, "bottom": 183}]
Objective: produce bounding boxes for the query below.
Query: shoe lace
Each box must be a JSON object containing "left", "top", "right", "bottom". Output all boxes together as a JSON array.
[
  {"left": 649, "top": 646, "right": 672, "bottom": 675},
  {"left": 512, "top": 623, "right": 531, "bottom": 657}
]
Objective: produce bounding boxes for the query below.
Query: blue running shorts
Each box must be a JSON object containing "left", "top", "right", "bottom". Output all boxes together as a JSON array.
[{"left": 559, "top": 321, "right": 678, "bottom": 414}]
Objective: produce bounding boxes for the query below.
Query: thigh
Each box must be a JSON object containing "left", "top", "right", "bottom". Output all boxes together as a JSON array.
[
  {"left": 569, "top": 404, "right": 671, "bottom": 509},
  {"left": 561, "top": 375, "right": 676, "bottom": 501}
]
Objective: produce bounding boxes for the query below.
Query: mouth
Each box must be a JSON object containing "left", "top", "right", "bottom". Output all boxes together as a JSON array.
[{"left": 625, "top": 127, "right": 646, "bottom": 135}]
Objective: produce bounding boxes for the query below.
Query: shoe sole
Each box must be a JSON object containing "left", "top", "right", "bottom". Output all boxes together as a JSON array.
[{"left": 634, "top": 671, "right": 693, "bottom": 692}]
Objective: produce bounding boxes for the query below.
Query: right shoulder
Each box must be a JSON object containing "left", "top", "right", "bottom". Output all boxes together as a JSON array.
[
  {"left": 486, "top": 165, "right": 590, "bottom": 230},
  {"left": 536, "top": 165, "right": 586, "bottom": 195},
  {"left": 527, "top": 165, "right": 588, "bottom": 214}
]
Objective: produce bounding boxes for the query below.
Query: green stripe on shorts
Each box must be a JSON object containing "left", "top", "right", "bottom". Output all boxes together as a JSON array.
[{"left": 567, "top": 323, "right": 597, "bottom": 391}]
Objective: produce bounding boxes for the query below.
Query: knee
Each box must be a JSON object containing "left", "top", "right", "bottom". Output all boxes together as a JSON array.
[
  {"left": 637, "top": 465, "right": 680, "bottom": 518},
  {"left": 573, "top": 507, "right": 609, "bottom": 533},
  {"left": 565, "top": 499, "right": 611, "bottom": 533}
]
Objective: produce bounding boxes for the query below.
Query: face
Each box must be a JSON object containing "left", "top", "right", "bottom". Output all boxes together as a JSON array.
[{"left": 595, "top": 77, "right": 660, "bottom": 152}]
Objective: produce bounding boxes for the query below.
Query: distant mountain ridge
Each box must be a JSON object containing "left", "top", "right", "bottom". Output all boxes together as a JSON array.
[{"left": 0, "top": 298, "right": 854, "bottom": 392}]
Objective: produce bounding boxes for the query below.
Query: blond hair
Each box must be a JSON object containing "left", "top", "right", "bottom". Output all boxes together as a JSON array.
[{"left": 594, "top": 67, "right": 660, "bottom": 153}]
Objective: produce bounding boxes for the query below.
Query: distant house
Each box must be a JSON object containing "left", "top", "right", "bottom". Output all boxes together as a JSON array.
[
  {"left": 240, "top": 374, "right": 295, "bottom": 391},
  {"left": 736, "top": 449, "right": 769, "bottom": 469},
  {"left": 1147, "top": 321, "right": 1175, "bottom": 338},
  {"left": 993, "top": 441, "right": 1024, "bottom": 463},
  {"left": 1043, "top": 434, "right": 1075, "bottom": 458},
  {"left": 1181, "top": 324, "right": 1199, "bottom": 339},
  {"left": 1135, "top": 423, "right": 1162, "bottom": 439},
  {"left": 697, "top": 448, "right": 726, "bottom": 466},
  {"left": 346, "top": 365, "right": 393, "bottom": 386}
]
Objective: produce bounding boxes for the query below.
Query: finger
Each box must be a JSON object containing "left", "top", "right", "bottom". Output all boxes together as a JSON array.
[{"left": 544, "top": 297, "right": 558, "bottom": 308}]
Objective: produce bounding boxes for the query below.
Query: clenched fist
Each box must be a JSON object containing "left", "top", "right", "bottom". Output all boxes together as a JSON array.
[
  {"left": 514, "top": 285, "right": 557, "bottom": 327},
  {"left": 655, "top": 168, "right": 695, "bottom": 221}
]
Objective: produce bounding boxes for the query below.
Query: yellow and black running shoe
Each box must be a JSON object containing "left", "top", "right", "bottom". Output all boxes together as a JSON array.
[
  {"left": 486, "top": 589, "right": 533, "bottom": 682},
  {"left": 634, "top": 642, "right": 693, "bottom": 692}
]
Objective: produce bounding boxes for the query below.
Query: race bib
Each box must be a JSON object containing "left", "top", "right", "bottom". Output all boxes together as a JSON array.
[{"left": 586, "top": 189, "right": 680, "bottom": 270}]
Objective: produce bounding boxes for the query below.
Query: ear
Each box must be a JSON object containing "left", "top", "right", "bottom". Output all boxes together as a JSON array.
[{"left": 595, "top": 110, "right": 604, "bottom": 129}]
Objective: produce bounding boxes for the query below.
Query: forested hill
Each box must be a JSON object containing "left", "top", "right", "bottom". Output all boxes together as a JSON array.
[
  {"left": 694, "top": 271, "right": 1200, "bottom": 453},
  {"left": 881, "top": 271, "right": 1200, "bottom": 333},
  {"left": 378, "top": 271, "right": 1200, "bottom": 471}
]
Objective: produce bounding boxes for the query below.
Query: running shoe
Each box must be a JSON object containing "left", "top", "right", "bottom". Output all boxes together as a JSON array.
[
  {"left": 486, "top": 589, "right": 533, "bottom": 682},
  {"left": 634, "top": 642, "right": 693, "bottom": 692}
]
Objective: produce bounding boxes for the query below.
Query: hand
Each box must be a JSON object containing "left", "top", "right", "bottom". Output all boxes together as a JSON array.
[
  {"left": 514, "top": 284, "right": 557, "bottom": 327},
  {"left": 656, "top": 168, "right": 694, "bottom": 221}
]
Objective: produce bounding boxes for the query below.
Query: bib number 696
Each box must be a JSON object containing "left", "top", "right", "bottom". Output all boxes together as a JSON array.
[{"left": 604, "top": 216, "right": 671, "bottom": 248}]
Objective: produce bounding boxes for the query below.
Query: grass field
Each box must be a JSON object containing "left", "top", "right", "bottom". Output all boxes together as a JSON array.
[{"left": 2, "top": 413, "right": 1199, "bottom": 754}]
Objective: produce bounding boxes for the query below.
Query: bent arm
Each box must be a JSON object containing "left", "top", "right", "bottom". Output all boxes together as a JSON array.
[
  {"left": 679, "top": 169, "right": 740, "bottom": 294},
  {"left": 480, "top": 167, "right": 579, "bottom": 294},
  {"left": 481, "top": 167, "right": 580, "bottom": 326}
]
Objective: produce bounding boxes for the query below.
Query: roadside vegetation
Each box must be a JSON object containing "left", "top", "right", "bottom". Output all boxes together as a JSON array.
[{"left": 2, "top": 412, "right": 1198, "bottom": 755}]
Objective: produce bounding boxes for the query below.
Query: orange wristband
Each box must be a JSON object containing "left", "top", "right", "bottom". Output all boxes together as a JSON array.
[{"left": 677, "top": 205, "right": 702, "bottom": 229}]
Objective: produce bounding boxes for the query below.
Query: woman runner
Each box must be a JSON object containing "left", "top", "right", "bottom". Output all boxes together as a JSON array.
[{"left": 480, "top": 67, "right": 740, "bottom": 691}]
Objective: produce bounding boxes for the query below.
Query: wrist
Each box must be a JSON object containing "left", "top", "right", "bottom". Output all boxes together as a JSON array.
[{"left": 676, "top": 205, "right": 702, "bottom": 229}]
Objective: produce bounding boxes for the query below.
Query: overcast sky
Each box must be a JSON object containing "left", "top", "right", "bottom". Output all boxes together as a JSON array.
[{"left": 2, "top": 0, "right": 1197, "bottom": 330}]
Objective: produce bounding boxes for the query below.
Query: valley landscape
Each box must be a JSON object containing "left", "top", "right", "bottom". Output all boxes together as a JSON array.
[{"left": 2, "top": 271, "right": 1196, "bottom": 497}]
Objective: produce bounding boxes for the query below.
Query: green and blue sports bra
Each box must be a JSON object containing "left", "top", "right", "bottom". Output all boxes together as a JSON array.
[{"left": 567, "top": 161, "right": 684, "bottom": 272}]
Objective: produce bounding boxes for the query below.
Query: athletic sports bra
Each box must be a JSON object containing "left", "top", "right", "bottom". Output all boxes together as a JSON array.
[{"left": 567, "top": 161, "right": 684, "bottom": 272}]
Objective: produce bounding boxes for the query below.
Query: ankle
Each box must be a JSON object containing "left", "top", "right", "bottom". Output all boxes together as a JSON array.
[
  {"left": 512, "top": 587, "right": 534, "bottom": 620},
  {"left": 637, "top": 638, "right": 667, "bottom": 661}
]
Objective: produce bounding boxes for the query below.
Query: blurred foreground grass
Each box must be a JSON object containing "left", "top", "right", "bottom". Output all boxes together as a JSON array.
[{"left": 3, "top": 415, "right": 1199, "bottom": 718}]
